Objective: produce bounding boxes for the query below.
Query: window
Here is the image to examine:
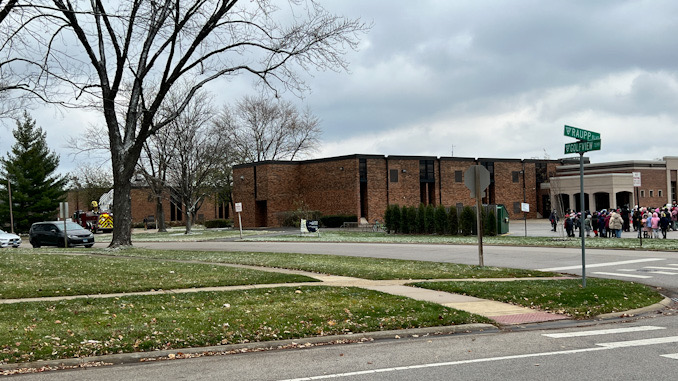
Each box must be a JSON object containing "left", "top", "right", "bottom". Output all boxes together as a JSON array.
[
  {"left": 359, "top": 159, "right": 367, "bottom": 183},
  {"left": 390, "top": 169, "right": 398, "bottom": 183},
  {"left": 512, "top": 171, "right": 520, "bottom": 183},
  {"left": 659, "top": 190, "right": 663, "bottom": 197},
  {"left": 513, "top": 202, "right": 521, "bottom": 214},
  {"left": 641, "top": 190, "right": 645, "bottom": 198},
  {"left": 650, "top": 190, "right": 654, "bottom": 197},
  {"left": 419, "top": 160, "right": 435, "bottom": 182},
  {"left": 455, "top": 170, "right": 462, "bottom": 182}
]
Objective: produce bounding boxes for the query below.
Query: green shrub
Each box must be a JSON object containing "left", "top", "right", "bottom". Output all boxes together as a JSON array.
[
  {"left": 447, "top": 206, "right": 458, "bottom": 235},
  {"left": 406, "top": 206, "right": 417, "bottom": 234},
  {"left": 483, "top": 209, "right": 497, "bottom": 236},
  {"left": 434, "top": 205, "right": 448, "bottom": 235},
  {"left": 278, "top": 209, "right": 322, "bottom": 227},
  {"left": 384, "top": 205, "right": 401, "bottom": 234},
  {"left": 417, "top": 203, "right": 426, "bottom": 234},
  {"left": 400, "top": 206, "right": 410, "bottom": 234},
  {"left": 205, "top": 219, "right": 233, "bottom": 228},
  {"left": 460, "top": 206, "right": 476, "bottom": 236},
  {"left": 425, "top": 204, "right": 435, "bottom": 234},
  {"left": 319, "top": 214, "right": 357, "bottom": 228}
]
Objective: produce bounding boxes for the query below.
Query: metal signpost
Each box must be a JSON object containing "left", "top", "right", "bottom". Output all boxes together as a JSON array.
[
  {"left": 235, "top": 202, "right": 243, "bottom": 239},
  {"left": 59, "top": 202, "right": 69, "bottom": 248},
  {"left": 633, "top": 172, "right": 642, "bottom": 246},
  {"left": 464, "top": 165, "right": 491, "bottom": 267},
  {"left": 563, "top": 125, "right": 602, "bottom": 288}
]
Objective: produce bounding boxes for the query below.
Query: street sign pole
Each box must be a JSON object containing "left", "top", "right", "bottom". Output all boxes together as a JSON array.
[
  {"left": 579, "top": 152, "right": 586, "bottom": 288},
  {"left": 475, "top": 167, "right": 484, "bottom": 267}
]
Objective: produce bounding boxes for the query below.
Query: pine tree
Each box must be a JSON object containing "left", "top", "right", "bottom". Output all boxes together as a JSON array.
[{"left": 0, "top": 112, "right": 67, "bottom": 233}]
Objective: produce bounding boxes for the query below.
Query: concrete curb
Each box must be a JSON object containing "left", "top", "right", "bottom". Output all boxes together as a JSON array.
[
  {"left": 0, "top": 324, "right": 497, "bottom": 372},
  {"left": 595, "top": 296, "right": 674, "bottom": 320}
]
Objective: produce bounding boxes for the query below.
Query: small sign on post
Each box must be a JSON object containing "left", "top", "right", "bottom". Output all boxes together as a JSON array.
[
  {"left": 59, "top": 202, "right": 69, "bottom": 248},
  {"left": 234, "top": 202, "right": 243, "bottom": 239}
]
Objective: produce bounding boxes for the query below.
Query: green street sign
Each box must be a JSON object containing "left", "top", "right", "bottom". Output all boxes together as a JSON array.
[
  {"left": 564, "top": 125, "right": 600, "bottom": 141},
  {"left": 564, "top": 139, "right": 601, "bottom": 154}
]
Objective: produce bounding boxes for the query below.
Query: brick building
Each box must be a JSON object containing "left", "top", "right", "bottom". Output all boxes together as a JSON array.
[
  {"left": 68, "top": 186, "right": 229, "bottom": 225},
  {"left": 231, "top": 154, "right": 568, "bottom": 228}
]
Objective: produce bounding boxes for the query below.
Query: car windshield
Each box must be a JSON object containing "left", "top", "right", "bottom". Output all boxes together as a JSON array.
[
  {"left": 55, "top": 222, "right": 88, "bottom": 231},
  {"left": 0, "top": 229, "right": 6, "bottom": 234}
]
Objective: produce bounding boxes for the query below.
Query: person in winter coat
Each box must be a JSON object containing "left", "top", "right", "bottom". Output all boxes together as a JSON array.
[
  {"left": 598, "top": 212, "right": 607, "bottom": 238},
  {"left": 584, "top": 214, "right": 592, "bottom": 237},
  {"left": 609, "top": 210, "right": 624, "bottom": 238},
  {"left": 564, "top": 214, "right": 574, "bottom": 237},
  {"left": 604, "top": 213, "right": 612, "bottom": 238},
  {"left": 549, "top": 210, "right": 559, "bottom": 232},
  {"left": 660, "top": 211, "right": 670, "bottom": 239},
  {"left": 651, "top": 212, "right": 661, "bottom": 239}
]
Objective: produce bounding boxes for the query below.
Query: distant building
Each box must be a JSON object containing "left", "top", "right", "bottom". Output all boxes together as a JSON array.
[{"left": 232, "top": 154, "right": 570, "bottom": 228}]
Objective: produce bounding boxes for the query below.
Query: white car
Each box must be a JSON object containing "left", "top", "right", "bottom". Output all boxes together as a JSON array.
[{"left": 0, "top": 229, "right": 22, "bottom": 248}]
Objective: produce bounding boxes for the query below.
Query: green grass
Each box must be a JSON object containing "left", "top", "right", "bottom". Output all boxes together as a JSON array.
[
  {"left": 0, "top": 252, "right": 317, "bottom": 299},
  {"left": 242, "top": 231, "right": 678, "bottom": 250},
  {"left": 0, "top": 286, "right": 491, "bottom": 363},
  {"left": 410, "top": 279, "right": 664, "bottom": 319},
  {"left": 95, "top": 227, "right": 270, "bottom": 242},
  {"left": 100, "top": 248, "right": 558, "bottom": 280}
]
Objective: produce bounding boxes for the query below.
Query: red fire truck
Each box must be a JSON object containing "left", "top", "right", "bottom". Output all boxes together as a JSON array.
[{"left": 73, "top": 201, "right": 114, "bottom": 233}]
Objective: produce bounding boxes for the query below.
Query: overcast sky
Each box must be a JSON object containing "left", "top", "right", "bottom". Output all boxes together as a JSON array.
[{"left": 3, "top": 0, "right": 678, "bottom": 174}]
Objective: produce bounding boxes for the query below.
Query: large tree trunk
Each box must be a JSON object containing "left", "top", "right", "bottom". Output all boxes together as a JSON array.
[
  {"left": 155, "top": 196, "right": 167, "bottom": 232},
  {"left": 110, "top": 176, "right": 133, "bottom": 247}
]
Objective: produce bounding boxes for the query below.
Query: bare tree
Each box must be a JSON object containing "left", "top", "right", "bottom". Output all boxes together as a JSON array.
[
  {"left": 136, "top": 125, "right": 173, "bottom": 233},
  {"left": 68, "top": 164, "right": 113, "bottom": 212},
  {"left": 216, "top": 95, "right": 321, "bottom": 163},
  {"left": 164, "top": 90, "right": 229, "bottom": 234},
  {"left": 3, "top": 1, "right": 367, "bottom": 247}
]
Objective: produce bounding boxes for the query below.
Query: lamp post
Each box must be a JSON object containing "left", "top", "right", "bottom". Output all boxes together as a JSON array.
[{"left": 8, "top": 179, "right": 14, "bottom": 234}]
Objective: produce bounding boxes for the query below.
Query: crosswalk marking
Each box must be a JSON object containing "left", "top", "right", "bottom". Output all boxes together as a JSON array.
[
  {"left": 597, "top": 336, "right": 678, "bottom": 349},
  {"left": 644, "top": 266, "right": 678, "bottom": 271},
  {"left": 539, "top": 258, "right": 664, "bottom": 272},
  {"left": 592, "top": 272, "right": 652, "bottom": 279},
  {"left": 646, "top": 271, "right": 678, "bottom": 275},
  {"left": 661, "top": 353, "right": 678, "bottom": 360},
  {"left": 543, "top": 326, "right": 665, "bottom": 338}
]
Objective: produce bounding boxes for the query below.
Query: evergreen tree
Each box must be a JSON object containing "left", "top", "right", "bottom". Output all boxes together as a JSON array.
[
  {"left": 434, "top": 205, "right": 448, "bottom": 235},
  {"left": 0, "top": 112, "right": 67, "bottom": 232},
  {"left": 448, "top": 206, "right": 459, "bottom": 235}
]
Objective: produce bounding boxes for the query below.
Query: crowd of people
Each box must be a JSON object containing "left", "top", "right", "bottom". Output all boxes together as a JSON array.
[{"left": 549, "top": 204, "right": 678, "bottom": 239}]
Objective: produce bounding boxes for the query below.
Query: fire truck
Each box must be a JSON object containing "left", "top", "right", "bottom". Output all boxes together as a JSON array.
[{"left": 73, "top": 200, "right": 114, "bottom": 233}]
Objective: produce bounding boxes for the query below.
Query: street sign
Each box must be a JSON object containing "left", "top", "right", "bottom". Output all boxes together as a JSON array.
[
  {"left": 633, "top": 172, "right": 641, "bottom": 187},
  {"left": 564, "top": 125, "right": 600, "bottom": 141},
  {"left": 234, "top": 202, "right": 243, "bottom": 213},
  {"left": 464, "top": 165, "right": 491, "bottom": 197},
  {"left": 564, "top": 139, "right": 601, "bottom": 154}
]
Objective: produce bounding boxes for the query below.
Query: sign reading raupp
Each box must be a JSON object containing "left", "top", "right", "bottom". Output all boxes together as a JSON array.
[{"left": 564, "top": 125, "right": 600, "bottom": 141}]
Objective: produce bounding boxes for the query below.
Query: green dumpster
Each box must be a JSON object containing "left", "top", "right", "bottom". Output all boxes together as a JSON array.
[{"left": 496, "top": 204, "right": 509, "bottom": 234}]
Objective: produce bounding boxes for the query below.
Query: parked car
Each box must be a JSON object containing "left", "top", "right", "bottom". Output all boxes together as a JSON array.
[
  {"left": 29, "top": 221, "right": 95, "bottom": 248},
  {"left": 0, "top": 229, "right": 21, "bottom": 248}
]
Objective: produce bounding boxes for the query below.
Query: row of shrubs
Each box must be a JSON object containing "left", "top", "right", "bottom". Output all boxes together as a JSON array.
[
  {"left": 383, "top": 204, "right": 497, "bottom": 236},
  {"left": 277, "top": 209, "right": 357, "bottom": 228}
]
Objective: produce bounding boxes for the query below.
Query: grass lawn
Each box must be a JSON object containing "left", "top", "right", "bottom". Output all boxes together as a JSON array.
[
  {"left": 96, "top": 227, "right": 271, "bottom": 242},
  {"left": 0, "top": 286, "right": 491, "bottom": 363},
  {"left": 100, "top": 248, "right": 558, "bottom": 280},
  {"left": 411, "top": 278, "right": 665, "bottom": 319},
  {"left": 242, "top": 231, "right": 678, "bottom": 250},
  {"left": 0, "top": 252, "right": 317, "bottom": 299}
]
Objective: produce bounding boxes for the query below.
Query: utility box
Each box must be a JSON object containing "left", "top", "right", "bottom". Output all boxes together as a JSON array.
[{"left": 496, "top": 204, "right": 510, "bottom": 234}]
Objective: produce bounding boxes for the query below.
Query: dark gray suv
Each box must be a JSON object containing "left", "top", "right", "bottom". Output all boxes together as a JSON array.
[{"left": 29, "top": 221, "right": 95, "bottom": 248}]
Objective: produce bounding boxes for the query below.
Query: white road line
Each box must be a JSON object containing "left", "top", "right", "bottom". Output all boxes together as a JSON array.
[
  {"left": 542, "top": 326, "right": 666, "bottom": 338},
  {"left": 592, "top": 272, "right": 653, "bottom": 279},
  {"left": 597, "top": 336, "right": 678, "bottom": 349},
  {"left": 539, "top": 258, "right": 664, "bottom": 272},
  {"left": 277, "top": 336, "right": 678, "bottom": 381},
  {"left": 661, "top": 353, "right": 678, "bottom": 360},
  {"left": 647, "top": 271, "right": 678, "bottom": 275},
  {"left": 644, "top": 266, "right": 678, "bottom": 271}
]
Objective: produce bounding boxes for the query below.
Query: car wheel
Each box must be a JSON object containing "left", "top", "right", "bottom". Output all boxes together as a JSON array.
[
  {"left": 85, "top": 244, "right": 93, "bottom": 248},
  {"left": 31, "top": 241, "right": 41, "bottom": 248}
]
